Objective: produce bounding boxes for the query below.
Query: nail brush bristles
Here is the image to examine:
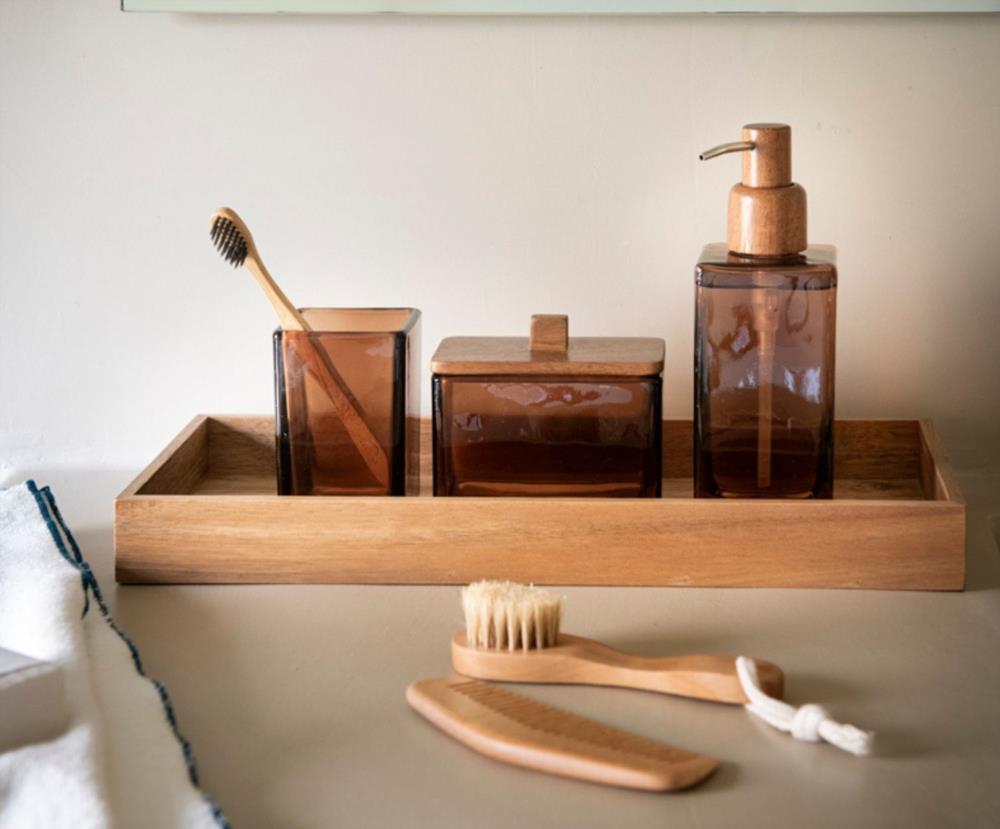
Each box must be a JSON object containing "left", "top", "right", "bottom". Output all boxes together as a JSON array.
[{"left": 462, "top": 581, "right": 562, "bottom": 652}]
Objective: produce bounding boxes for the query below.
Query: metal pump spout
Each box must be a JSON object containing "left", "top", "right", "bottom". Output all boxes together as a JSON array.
[{"left": 699, "top": 141, "right": 756, "bottom": 161}]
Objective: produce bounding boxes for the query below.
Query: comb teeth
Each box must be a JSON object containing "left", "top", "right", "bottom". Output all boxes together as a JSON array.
[
  {"left": 462, "top": 581, "right": 562, "bottom": 652},
  {"left": 449, "top": 680, "right": 694, "bottom": 765},
  {"left": 210, "top": 216, "right": 248, "bottom": 267}
]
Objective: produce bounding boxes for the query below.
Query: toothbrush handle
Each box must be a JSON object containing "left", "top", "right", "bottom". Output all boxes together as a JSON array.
[
  {"left": 283, "top": 333, "right": 391, "bottom": 489},
  {"left": 248, "top": 254, "right": 392, "bottom": 489},
  {"left": 245, "top": 254, "right": 310, "bottom": 332}
]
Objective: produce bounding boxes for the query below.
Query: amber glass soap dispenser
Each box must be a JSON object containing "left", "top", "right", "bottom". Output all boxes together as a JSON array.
[{"left": 695, "top": 123, "right": 836, "bottom": 499}]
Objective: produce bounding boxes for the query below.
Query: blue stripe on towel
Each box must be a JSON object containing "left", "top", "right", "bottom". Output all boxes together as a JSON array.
[
  {"left": 25, "top": 480, "right": 231, "bottom": 829},
  {"left": 26, "top": 479, "right": 91, "bottom": 616}
]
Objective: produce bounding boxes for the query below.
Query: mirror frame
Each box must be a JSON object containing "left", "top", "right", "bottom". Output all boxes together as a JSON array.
[{"left": 121, "top": 1, "right": 1000, "bottom": 14}]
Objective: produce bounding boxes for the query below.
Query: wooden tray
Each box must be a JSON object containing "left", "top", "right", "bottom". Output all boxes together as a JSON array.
[{"left": 115, "top": 416, "right": 965, "bottom": 589}]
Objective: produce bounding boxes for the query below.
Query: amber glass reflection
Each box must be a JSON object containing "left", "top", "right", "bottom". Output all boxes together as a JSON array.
[
  {"left": 433, "top": 376, "right": 661, "bottom": 497},
  {"left": 274, "top": 308, "right": 420, "bottom": 496},
  {"left": 695, "top": 244, "right": 836, "bottom": 499}
]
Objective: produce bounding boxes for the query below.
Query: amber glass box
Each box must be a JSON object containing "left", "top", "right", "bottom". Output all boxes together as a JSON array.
[
  {"left": 432, "top": 315, "right": 664, "bottom": 498},
  {"left": 274, "top": 308, "right": 420, "bottom": 496}
]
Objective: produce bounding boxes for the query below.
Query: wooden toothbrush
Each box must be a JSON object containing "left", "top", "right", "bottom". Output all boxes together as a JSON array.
[
  {"left": 452, "top": 581, "right": 784, "bottom": 704},
  {"left": 209, "top": 207, "right": 389, "bottom": 488}
]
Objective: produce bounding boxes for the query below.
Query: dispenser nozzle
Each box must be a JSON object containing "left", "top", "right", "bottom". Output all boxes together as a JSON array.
[{"left": 699, "top": 141, "right": 756, "bottom": 161}]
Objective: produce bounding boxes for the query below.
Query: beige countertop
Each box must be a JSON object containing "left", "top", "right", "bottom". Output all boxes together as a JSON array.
[{"left": 54, "top": 463, "right": 1000, "bottom": 828}]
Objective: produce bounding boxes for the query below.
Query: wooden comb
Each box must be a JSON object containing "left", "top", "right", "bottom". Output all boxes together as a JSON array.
[{"left": 406, "top": 676, "right": 719, "bottom": 792}]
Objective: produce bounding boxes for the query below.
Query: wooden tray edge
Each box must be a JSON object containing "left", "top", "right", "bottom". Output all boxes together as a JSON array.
[{"left": 114, "top": 414, "right": 966, "bottom": 590}]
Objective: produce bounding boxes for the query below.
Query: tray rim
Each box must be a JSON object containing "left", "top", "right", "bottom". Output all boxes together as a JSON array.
[
  {"left": 116, "top": 413, "right": 965, "bottom": 506},
  {"left": 114, "top": 414, "right": 966, "bottom": 590}
]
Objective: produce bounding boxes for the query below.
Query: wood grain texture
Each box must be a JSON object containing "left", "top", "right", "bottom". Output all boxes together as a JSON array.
[
  {"left": 529, "top": 314, "right": 569, "bottom": 352},
  {"left": 431, "top": 336, "right": 664, "bottom": 377},
  {"left": 118, "top": 415, "right": 209, "bottom": 497},
  {"left": 450, "top": 633, "right": 784, "bottom": 704},
  {"left": 741, "top": 122, "right": 792, "bottom": 188},
  {"left": 206, "top": 416, "right": 274, "bottom": 480},
  {"left": 918, "top": 419, "right": 964, "bottom": 503},
  {"left": 727, "top": 124, "right": 807, "bottom": 256},
  {"left": 115, "top": 415, "right": 965, "bottom": 589},
  {"left": 406, "top": 676, "right": 718, "bottom": 792},
  {"left": 727, "top": 181, "right": 807, "bottom": 257}
]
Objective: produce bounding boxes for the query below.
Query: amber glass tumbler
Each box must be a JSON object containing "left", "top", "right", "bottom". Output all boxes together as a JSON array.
[
  {"left": 274, "top": 308, "right": 420, "bottom": 496},
  {"left": 695, "top": 245, "right": 836, "bottom": 498}
]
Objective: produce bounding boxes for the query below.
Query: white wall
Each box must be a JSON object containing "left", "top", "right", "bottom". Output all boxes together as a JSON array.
[{"left": 2, "top": 3, "right": 998, "bottom": 485}]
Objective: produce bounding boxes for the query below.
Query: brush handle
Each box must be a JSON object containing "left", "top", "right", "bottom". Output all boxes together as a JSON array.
[
  {"left": 245, "top": 255, "right": 310, "bottom": 332},
  {"left": 452, "top": 632, "right": 784, "bottom": 705},
  {"left": 246, "top": 253, "right": 391, "bottom": 489},
  {"left": 282, "top": 332, "right": 391, "bottom": 490}
]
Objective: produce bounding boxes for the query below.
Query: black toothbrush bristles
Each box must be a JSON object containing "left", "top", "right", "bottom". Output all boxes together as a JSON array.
[{"left": 210, "top": 215, "right": 248, "bottom": 267}]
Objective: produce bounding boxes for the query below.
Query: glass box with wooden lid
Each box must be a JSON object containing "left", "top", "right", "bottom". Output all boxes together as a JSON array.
[{"left": 431, "top": 314, "right": 664, "bottom": 497}]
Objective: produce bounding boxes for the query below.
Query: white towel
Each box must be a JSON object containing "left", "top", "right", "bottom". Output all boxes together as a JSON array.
[{"left": 0, "top": 480, "right": 228, "bottom": 829}]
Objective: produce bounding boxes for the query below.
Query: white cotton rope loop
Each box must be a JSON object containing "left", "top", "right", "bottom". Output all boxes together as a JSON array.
[{"left": 736, "top": 656, "right": 874, "bottom": 757}]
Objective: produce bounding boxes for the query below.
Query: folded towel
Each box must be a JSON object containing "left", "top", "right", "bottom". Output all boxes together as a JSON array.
[{"left": 0, "top": 481, "right": 228, "bottom": 829}]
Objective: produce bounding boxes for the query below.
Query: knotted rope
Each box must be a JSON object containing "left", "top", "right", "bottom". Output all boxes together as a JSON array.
[{"left": 736, "top": 656, "right": 874, "bottom": 757}]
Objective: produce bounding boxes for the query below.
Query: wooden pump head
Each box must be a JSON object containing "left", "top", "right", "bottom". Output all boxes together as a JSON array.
[{"left": 700, "top": 123, "right": 807, "bottom": 257}]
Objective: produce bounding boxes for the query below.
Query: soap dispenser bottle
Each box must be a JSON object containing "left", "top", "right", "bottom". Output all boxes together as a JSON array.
[{"left": 695, "top": 123, "right": 836, "bottom": 499}]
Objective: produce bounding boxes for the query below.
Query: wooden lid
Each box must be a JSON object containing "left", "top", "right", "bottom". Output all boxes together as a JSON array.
[{"left": 431, "top": 314, "right": 664, "bottom": 377}]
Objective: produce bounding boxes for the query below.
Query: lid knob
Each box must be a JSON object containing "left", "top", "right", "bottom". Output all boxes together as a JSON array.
[
  {"left": 530, "top": 314, "right": 569, "bottom": 353},
  {"left": 700, "top": 122, "right": 807, "bottom": 257}
]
